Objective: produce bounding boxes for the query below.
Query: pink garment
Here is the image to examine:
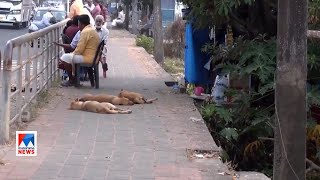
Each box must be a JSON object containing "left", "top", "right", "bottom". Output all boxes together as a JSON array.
[{"left": 91, "top": 4, "right": 101, "bottom": 19}]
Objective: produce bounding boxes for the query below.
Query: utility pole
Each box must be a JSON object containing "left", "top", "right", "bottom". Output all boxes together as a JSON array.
[
  {"left": 274, "top": 0, "right": 308, "bottom": 180},
  {"left": 153, "top": 0, "right": 164, "bottom": 64}
]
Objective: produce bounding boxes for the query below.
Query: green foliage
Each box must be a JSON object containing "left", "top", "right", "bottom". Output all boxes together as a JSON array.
[
  {"left": 201, "top": 99, "right": 274, "bottom": 174},
  {"left": 203, "top": 35, "right": 276, "bottom": 97},
  {"left": 309, "top": 0, "right": 320, "bottom": 28},
  {"left": 162, "top": 58, "right": 184, "bottom": 74},
  {"left": 201, "top": 104, "right": 232, "bottom": 123},
  {"left": 186, "top": 84, "right": 195, "bottom": 95},
  {"left": 199, "top": 35, "right": 320, "bottom": 177},
  {"left": 179, "top": 0, "right": 320, "bottom": 177},
  {"left": 178, "top": 0, "right": 278, "bottom": 37},
  {"left": 135, "top": 35, "right": 154, "bottom": 54},
  {"left": 220, "top": 128, "right": 239, "bottom": 141}
]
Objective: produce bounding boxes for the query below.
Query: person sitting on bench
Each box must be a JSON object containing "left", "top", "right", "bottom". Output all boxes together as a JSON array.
[
  {"left": 57, "top": 14, "right": 100, "bottom": 87},
  {"left": 111, "top": 6, "right": 125, "bottom": 27}
]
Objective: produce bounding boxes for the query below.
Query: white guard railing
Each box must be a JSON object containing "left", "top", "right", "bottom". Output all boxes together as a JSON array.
[{"left": 0, "top": 20, "right": 68, "bottom": 144}]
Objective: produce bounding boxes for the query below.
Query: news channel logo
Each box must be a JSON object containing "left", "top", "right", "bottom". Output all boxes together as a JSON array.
[{"left": 16, "top": 131, "right": 37, "bottom": 156}]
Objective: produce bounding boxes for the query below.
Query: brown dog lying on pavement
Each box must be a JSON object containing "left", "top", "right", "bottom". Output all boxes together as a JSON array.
[
  {"left": 78, "top": 93, "right": 134, "bottom": 105},
  {"left": 118, "top": 89, "right": 158, "bottom": 104},
  {"left": 69, "top": 99, "right": 132, "bottom": 114}
]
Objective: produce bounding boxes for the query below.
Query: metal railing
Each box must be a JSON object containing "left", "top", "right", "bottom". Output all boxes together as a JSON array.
[{"left": 0, "top": 20, "right": 68, "bottom": 144}]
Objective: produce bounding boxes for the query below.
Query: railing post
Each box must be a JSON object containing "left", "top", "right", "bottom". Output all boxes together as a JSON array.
[
  {"left": 16, "top": 45, "right": 23, "bottom": 123},
  {"left": 0, "top": 20, "right": 68, "bottom": 144},
  {"left": 0, "top": 41, "right": 13, "bottom": 144},
  {"left": 0, "top": 51, "right": 3, "bottom": 143},
  {"left": 45, "top": 34, "right": 50, "bottom": 90},
  {"left": 49, "top": 31, "right": 53, "bottom": 86},
  {"left": 40, "top": 36, "right": 44, "bottom": 90}
]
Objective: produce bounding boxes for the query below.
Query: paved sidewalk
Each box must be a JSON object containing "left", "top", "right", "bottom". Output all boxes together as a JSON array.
[{"left": 0, "top": 30, "right": 235, "bottom": 180}]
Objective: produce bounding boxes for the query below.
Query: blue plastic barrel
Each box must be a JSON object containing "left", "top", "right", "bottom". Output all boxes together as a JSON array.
[{"left": 184, "top": 22, "right": 213, "bottom": 84}]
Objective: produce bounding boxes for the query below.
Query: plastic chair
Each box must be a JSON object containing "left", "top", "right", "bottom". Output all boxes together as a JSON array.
[{"left": 75, "top": 41, "right": 105, "bottom": 89}]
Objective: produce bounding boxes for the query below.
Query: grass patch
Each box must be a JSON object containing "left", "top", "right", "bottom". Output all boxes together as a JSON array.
[{"left": 162, "top": 57, "right": 184, "bottom": 75}]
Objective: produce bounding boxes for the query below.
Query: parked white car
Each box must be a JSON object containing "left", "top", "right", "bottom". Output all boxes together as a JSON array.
[
  {"left": 28, "top": 7, "right": 66, "bottom": 33},
  {"left": 0, "top": 0, "right": 35, "bottom": 29}
]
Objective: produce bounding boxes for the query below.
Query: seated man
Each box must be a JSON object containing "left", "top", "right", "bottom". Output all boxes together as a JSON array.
[
  {"left": 57, "top": 30, "right": 90, "bottom": 81},
  {"left": 55, "top": 17, "right": 80, "bottom": 69},
  {"left": 41, "top": 9, "right": 54, "bottom": 27},
  {"left": 65, "top": 15, "right": 80, "bottom": 41},
  {"left": 58, "top": 14, "right": 100, "bottom": 86},
  {"left": 111, "top": 6, "right": 125, "bottom": 27},
  {"left": 63, "top": 20, "right": 73, "bottom": 35},
  {"left": 95, "top": 15, "right": 109, "bottom": 78},
  {"left": 55, "top": 30, "right": 80, "bottom": 52},
  {"left": 140, "top": 14, "right": 154, "bottom": 36},
  {"left": 63, "top": 15, "right": 80, "bottom": 52}
]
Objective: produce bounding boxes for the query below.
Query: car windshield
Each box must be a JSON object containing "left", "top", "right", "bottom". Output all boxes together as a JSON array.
[
  {"left": 3, "top": 0, "right": 21, "bottom": 6},
  {"left": 34, "top": 10, "right": 66, "bottom": 22}
]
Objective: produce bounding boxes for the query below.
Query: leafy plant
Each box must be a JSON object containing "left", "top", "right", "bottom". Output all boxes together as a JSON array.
[
  {"left": 186, "top": 83, "right": 195, "bottom": 95},
  {"left": 178, "top": 0, "right": 320, "bottom": 177},
  {"left": 199, "top": 35, "right": 320, "bottom": 177},
  {"left": 135, "top": 35, "right": 154, "bottom": 54}
]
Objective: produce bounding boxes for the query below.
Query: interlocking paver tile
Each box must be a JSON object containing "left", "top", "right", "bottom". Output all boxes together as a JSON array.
[
  {"left": 86, "top": 159, "right": 110, "bottom": 169},
  {"left": 0, "top": 29, "right": 237, "bottom": 180},
  {"left": 58, "top": 165, "right": 85, "bottom": 178},
  {"left": 82, "top": 167, "right": 107, "bottom": 179},
  {"left": 107, "top": 170, "right": 131, "bottom": 180},
  {"left": 65, "top": 155, "right": 88, "bottom": 166}
]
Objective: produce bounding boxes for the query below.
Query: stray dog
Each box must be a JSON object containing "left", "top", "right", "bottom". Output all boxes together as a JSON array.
[
  {"left": 118, "top": 89, "right": 158, "bottom": 104},
  {"left": 69, "top": 99, "right": 132, "bottom": 114},
  {"left": 78, "top": 93, "right": 134, "bottom": 105}
]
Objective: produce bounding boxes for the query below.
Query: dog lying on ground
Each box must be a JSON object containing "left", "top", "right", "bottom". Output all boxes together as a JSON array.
[
  {"left": 69, "top": 99, "right": 132, "bottom": 114},
  {"left": 118, "top": 89, "right": 158, "bottom": 104},
  {"left": 78, "top": 93, "right": 134, "bottom": 105}
]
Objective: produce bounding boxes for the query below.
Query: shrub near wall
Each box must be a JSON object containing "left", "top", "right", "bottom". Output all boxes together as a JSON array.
[{"left": 136, "top": 35, "right": 154, "bottom": 54}]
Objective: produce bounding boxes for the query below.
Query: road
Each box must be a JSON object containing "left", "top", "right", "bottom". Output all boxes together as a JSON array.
[
  {"left": 0, "top": 26, "right": 28, "bottom": 52},
  {"left": 0, "top": 25, "right": 30, "bottom": 81}
]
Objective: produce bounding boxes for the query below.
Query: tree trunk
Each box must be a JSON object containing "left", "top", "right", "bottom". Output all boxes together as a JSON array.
[
  {"left": 131, "top": 0, "right": 139, "bottom": 34},
  {"left": 153, "top": 0, "right": 164, "bottom": 64},
  {"left": 273, "top": 0, "right": 308, "bottom": 180},
  {"left": 124, "top": 3, "right": 130, "bottom": 30}
]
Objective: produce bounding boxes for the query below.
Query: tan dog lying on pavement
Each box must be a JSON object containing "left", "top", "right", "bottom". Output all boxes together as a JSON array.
[
  {"left": 118, "top": 89, "right": 158, "bottom": 104},
  {"left": 69, "top": 99, "right": 132, "bottom": 114},
  {"left": 78, "top": 93, "right": 134, "bottom": 105}
]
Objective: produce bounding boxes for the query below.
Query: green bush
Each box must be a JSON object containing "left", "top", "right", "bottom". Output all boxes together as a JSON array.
[
  {"left": 135, "top": 35, "right": 154, "bottom": 54},
  {"left": 200, "top": 35, "right": 320, "bottom": 178}
]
